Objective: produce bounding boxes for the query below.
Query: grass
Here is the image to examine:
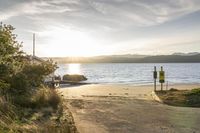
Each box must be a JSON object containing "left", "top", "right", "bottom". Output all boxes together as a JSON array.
[
  {"left": 0, "top": 87, "right": 78, "bottom": 133},
  {"left": 31, "top": 87, "right": 61, "bottom": 110},
  {"left": 155, "top": 88, "right": 200, "bottom": 107},
  {"left": 0, "top": 97, "right": 18, "bottom": 132}
]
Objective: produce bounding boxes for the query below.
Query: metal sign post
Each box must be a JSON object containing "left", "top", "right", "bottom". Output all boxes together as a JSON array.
[
  {"left": 159, "top": 66, "right": 165, "bottom": 91},
  {"left": 32, "top": 33, "right": 36, "bottom": 64},
  {"left": 153, "top": 66, "right": 157, "bottom": 91},
  {"left": 33, "top": 33, "right": 35, "bottom": 57}
]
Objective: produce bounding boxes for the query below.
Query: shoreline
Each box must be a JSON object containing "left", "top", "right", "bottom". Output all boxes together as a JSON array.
[
  {"left": 61, "top": 81, "right": 200, "bottom": 86},
  {"left": 64, "top": 81, "right": 200, "bottom": 86},
  {"left": 59, "top": 83, "right": 200, "bottom": 100},
  {"left": 60, "top": 82, "right": 200, "bottom": 90}
]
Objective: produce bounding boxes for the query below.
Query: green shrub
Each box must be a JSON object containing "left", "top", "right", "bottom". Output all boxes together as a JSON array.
[
  {"left": 0, "top": 80, "right": 10, "bottom": 96},
  {"left": 186, "top": 88, "right": 200, "bottom": 96},
  {"left": 10, "top": 73, "right": 29, "bottom": 95},
  {"left": 12, "top": 94, "right": 32, "bottom": 108},
  {"left": 22, "top": 61, "right": 57, "bottom": 87},
  {"left": 184, "top": 88, "right": 200, "bottom": 106}
]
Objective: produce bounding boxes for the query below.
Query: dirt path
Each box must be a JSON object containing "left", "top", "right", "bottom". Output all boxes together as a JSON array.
[{"left": 60, "top": 84, "right": 200, "bottom": 133}]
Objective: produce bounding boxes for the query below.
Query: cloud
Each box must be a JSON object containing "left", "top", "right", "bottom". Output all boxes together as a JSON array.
[
  {"left": 1, "top": 0, "right": 200, "bottom": 26},
  {"left": 1, "top": 0, "right": 200, "bottom": 56},
  {"left": 0, "top": 0, "right": 79, "bottom": 20}
]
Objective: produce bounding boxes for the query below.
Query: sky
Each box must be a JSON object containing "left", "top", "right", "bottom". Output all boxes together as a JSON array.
[{"left": 1, "top": 0, "right": 200, "bottom": 57}]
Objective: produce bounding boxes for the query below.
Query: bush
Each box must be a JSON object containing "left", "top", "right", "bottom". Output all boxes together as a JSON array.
[
  {"left": 0, "top": 80, "right": 10, "bottom": 96},
  {"left": 186, "top": 88, "right": 200, "bottom": 96},
  {"left": 12, "top": 94, "right": 32, "bottom": 108},
  {"left": 0, "top": 23, "right": 69, "bottom": 132},
  {"left": 48, "top": 89, "right": 61, "bottom": 110},
  {"left": 7, "top": 61, "right": 57, "bottom": 107},
  {"left": 10, "top": 73, "right": 29, "bottom": 95},
  {"left": 22, "top": 61, "right": 57, "bottom": 87},
  {"left": 185, "top": 88, "right": 200, "bottom": 106},
  {"left": 31, "top": 87, "right": 62, "bottom": 110}
]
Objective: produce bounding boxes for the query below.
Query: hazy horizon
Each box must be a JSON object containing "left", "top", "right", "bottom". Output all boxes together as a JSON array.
[
  {"left": 40, "top": 52, "right": 199, "bottom": 58},
  {"left": 1, "top": 0, "right": 200, "bottom": 57}
]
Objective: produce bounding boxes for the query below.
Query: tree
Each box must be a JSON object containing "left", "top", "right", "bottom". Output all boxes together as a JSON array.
[
  {"left": 0, "top": 23, "right": 24, "bottom": 81},
  {"left": 0, "top": 22, "right": 57, "bottom": 103}
]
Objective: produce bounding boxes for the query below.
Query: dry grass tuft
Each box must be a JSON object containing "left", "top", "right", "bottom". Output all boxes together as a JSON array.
[
  {"left": 0, "top": 96, "right": 18, "bottom": 132},
  {"left": 0, "top": 88, "right": 77, "bottom": 133},
  {"left": 31, "top": 87, "right": 62, "bottom": 110}
]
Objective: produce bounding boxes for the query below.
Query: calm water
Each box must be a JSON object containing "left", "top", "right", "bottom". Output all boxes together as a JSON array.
[{"left": 55, "top": 63, "right": 200, "bottom": 85}]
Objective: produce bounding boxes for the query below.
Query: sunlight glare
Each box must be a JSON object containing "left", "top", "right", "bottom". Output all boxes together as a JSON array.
[
  {"left": 67, "top": 64, "right": 81, "bottom": 74},
  {"left": 38, "top": 26, "right": 106, "bottom": 57}
]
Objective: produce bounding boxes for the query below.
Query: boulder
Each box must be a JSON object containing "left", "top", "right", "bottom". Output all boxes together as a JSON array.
[{"left": 62, "top": 74, "right": 87, "bottom": 82}]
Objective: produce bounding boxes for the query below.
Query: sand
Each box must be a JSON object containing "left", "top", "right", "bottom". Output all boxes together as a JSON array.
[{"left": 59, "top": 83, "right": 200, "bottom": 133}]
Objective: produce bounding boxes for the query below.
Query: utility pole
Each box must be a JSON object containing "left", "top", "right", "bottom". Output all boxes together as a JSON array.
[
  {"left": 33, "top": 33, "right": 35, "bottom": 57},
  {"left": 32, "top": 33, "right": 36, "bottom": 64}
]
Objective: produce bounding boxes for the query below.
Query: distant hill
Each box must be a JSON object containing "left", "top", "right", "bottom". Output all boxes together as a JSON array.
[
  {"left": 135, "top": 54, "right": 200, "bottom": 63},
  {"left": 44, "top": 53, "right": 200, "bottom": 63},
  {"left": 172, "top": 52, "right": 200, "bottom": 56}
]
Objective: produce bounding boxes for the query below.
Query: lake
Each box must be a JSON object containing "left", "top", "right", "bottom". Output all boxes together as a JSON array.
[{"left": 55, "top": 63, "right": 200, "bottom": 85}]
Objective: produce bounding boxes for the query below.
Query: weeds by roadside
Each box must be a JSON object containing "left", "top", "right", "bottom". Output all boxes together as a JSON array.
[
  {"left": 156, "top": 88, "right": 200, "bottom": 107},
  {"left": 0, "top": 87, "right": 77, "bottom": 133}
]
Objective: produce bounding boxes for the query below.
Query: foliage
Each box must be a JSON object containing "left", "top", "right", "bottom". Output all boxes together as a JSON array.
[
  {"left": 8, "top": 60, "right": 57, "bottom": 96},
  {"left": 0, "top": 23, "right": 24, "bottom": 80},
  {"left": 0, "top": 22, "right": 57, "bottom": 104},
  {"left": 31, "top": 87, "right": 62, "bottom": 110},
  {"left": 156, "top": 88, "right": 200, "bottom": 107},
  {"left": 185, "top": 88, "right": 200, "bottom": 106},
  {"left": 0, "top": 80, "right": 10, "bottom": 96},
  {"left": 185, "top": 88, "right": 200, "bottom": 96},
  {"left": 21, "top": 60, "right": 57, "bottom": 87},
  {"left": 0, "top": 92, "right": 72, "bottom": 133},
  {"left": 0, "top": 23, "right": 57, "bottom": 105},
  {"left": 0, "top": 22, "right": 78, "bottom": 133}
]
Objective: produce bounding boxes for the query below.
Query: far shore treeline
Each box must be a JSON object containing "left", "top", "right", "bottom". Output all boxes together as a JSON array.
[{"left": 46, "top": 53, "right": 200, "bottom": 63}]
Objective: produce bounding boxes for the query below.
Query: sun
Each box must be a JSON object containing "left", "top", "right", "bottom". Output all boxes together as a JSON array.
[{"left": 39, "top": 26, "right": 103, "bottom": 57}]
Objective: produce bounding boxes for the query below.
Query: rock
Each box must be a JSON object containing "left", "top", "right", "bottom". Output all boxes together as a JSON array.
[{"left": 62, "top": 74, "right": 87, "bottom": 82}]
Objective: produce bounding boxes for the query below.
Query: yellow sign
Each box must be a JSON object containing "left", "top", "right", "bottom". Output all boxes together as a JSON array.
[{"left": 159, "top": 71, "right": 165, "bottom": 83}]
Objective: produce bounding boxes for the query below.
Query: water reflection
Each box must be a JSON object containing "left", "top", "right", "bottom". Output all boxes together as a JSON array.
[{"left": 67, "top": 64, "right": 81, "bottom": 74}]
